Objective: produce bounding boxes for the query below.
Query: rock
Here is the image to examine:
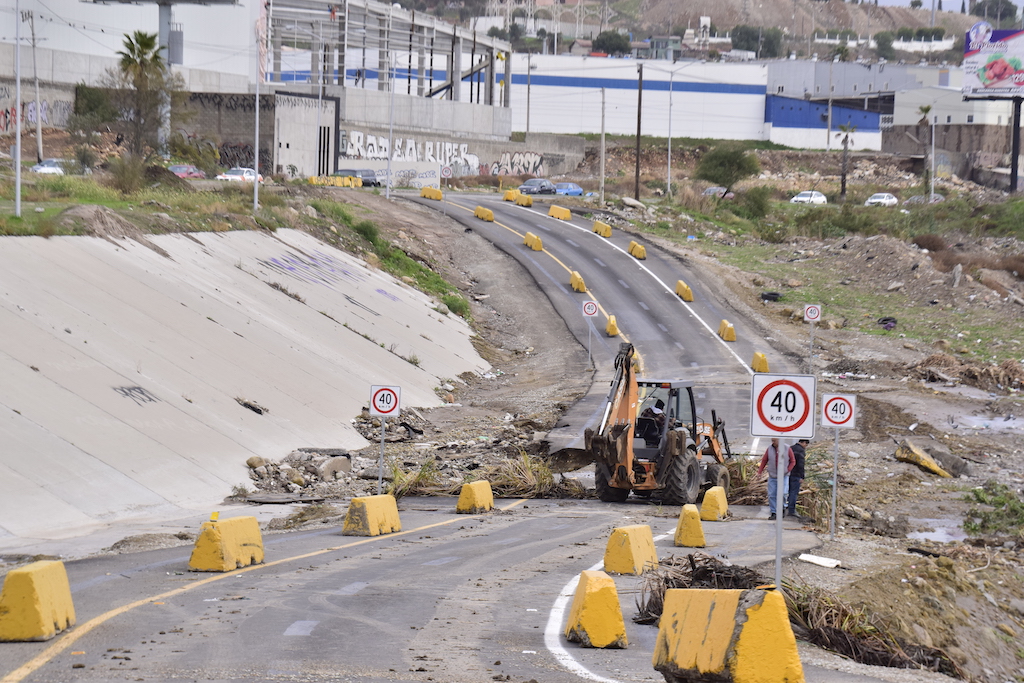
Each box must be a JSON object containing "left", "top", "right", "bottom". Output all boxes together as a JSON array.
[
  {"left": 283, "top": 450, "right": 311, "bottom": 463},
  {"left": 435, "top": 302, "right": 450, "bottom": 315},
  {"left": 887, "top": 281, "right": 904, "bottom": 291},
  {"left": 997, "top": 623, "right": 1017, "bottom": 637},
  {"left": 286, "top": 470, "right": 305, "bottom": 486},
  {"left": 253, "top": 465, "right": 267, "bottom": 477},
  {"left": 621, "top": 196, "right": 645, "bottom": 210},
  {"left": 1009, "top": 598, "right": 1024, "bottom": 615},
  {"left": 786, "top": 279, "right": 803, "bottom": 288},
  {"left": 844, "top": 504, "right": 872, "bottom": 521},
  {"left": 320, "top": 456, "right": 352, "bottom": 480},
  {"left": 932, "top": 339, "right": 951, "bottom": 351},
  {"left": 903, "top": 342, "right": 916, "bottom": 350},
  {"left": 952, "top": 263, "right": 963, "bottom": 288},
  {"left": 929, "top": 450, "right": 972, "bottom": 478},
  {"left": 870, "top": 510, "right": 909, "bottom": 537},
  {"left": 303, "top": 205, "right": 318, "bottom": 218},
  {"left": 246, "top": 456, "right": 267, "bottom": 469}
]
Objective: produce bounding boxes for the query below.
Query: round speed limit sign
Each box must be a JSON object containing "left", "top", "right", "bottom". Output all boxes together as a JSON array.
[
  {"left": 821, "top": 393, "right": 857, "bottom": 429},
  {"left": 582, "top": 301, "right": 599, "bottom": 317},
  {"left": 440, "top": 166, "right": 453, "bottom": 178},
  {"left": 370, "top": 385, "right": 401, "bottom": 417},
  {"left": 803, "top": 304, "right": 822, "bottom": 322},
  {"left": 750, "top": 374, "right": 817, "bottom": 438}
]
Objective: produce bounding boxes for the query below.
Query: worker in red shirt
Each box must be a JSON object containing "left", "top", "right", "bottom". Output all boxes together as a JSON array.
[{"left": 757, "top": 437, "right": 796, "bottom": 520}]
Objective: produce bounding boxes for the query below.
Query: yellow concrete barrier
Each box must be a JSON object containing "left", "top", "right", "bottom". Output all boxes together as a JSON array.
[
  {"left": 674, "top": 504, "right": 706, "bottom": 548},
  {"left": 549, "top": 205, "right": 572, "bottom": 220},
  {"left": 564, "top": 570, "right": 628, "bottom": 648},
  {"left": 718, "top": 320, "right": 736, "bottom": 342},
  {"left": 606, "top": 315, "right": 619, "bottom": 337},
  {"left": 474, "top": 206, "right": 495, "bottom": 222},
  {"left": 653, "top": 588, "right": 804, "bottom": 683},
  {"left": 456, "top": 480, "right": 494, "bottom": 513},
  {"left": 592, "top": 220, "right": 612, "bottom": 237},
  {"left": 188, "top": 515, "right": 265, "bottom": 572},
  {"left": 0, "top": 561, "right": 75, "bottom": 641},
  {"left": 570, "top": 271, "right": 587, "bottom": 293},
  {"left": 503, "top": 189, "right": 520, "bottom": 202},
  {"left": 700, "top": 486, "right": 729, "bottom": 521},
  {"left": 895, "top": 440, "right": 952, "bottom": 477},
  {"left": 343, "top": 494, "right": 403, "bottom": 536},
  {"left": 420, "top": 187, "right": 443, "bottom": 200},
  {"left": 523, "top": 232, "right": 543, "bottom": 251},
  {"left": 604, "top": 524, "right": 658, "bottom": 575},
  {"left": 675, "top": 280, "right": 694, "bottom": 302},
  {"left": 628, "top": 241, "right": 647, "bottom": 260},
  {"left": 515, "top": 193, "right": 534, "bottom": 207},
  {"left": 751, "top": 352, "right": 770, "bottom": 373}
]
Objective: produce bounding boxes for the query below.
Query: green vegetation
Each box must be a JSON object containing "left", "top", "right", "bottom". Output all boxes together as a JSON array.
[
  {"left": 730, "top": 25, "right": 784, "bottom": 58},
  {"left": 963, "top": 481, "right": 1024, "bottom": 537},
  {"left": 694, "top": 143, "right": 761, "bottom": 195},
  {"left": 593, "top": 30, "right": 632, "bottom": 55}
]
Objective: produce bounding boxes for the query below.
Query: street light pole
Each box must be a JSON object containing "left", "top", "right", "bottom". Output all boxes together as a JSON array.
[
  {"left": 826, "top": 56, "right": 836, "bottom": 151},
  {"left": 667, "top": 69, "right": 674, "bottom": 200},
  {"left": 15, "top": 0, "right": 22, "bottom": 218},
  {"left": 930, "top": 115, "right": 936, "bottom": 199}
]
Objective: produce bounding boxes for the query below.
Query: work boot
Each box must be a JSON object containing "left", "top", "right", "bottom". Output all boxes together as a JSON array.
[{"left": 768, "top": 513, "right": 776, "bottom": 520}]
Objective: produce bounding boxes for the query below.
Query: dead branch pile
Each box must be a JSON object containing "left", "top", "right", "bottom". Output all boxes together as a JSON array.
[
  {"left": 911, "top": 353, "right": 1024, "bottom": 392},
  {"left": 725, "top": 459, "right": 767, "bottom": 506},
  {"left": 634, "top": 553, "right": 768, "bottom": 624}
]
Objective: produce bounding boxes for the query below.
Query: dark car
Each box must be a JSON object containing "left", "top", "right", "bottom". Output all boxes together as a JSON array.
[
  {"left": 518, "top": 178, "right": 557, "bottom": 195},
  {"left": 336, "top": 168, "right": 381, "bottom": 187},
  {"left": 169, "top": 164, "right": 206, "bottom": 179}
]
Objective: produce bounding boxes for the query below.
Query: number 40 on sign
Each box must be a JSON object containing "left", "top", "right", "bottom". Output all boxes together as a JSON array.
[{"left": 749, "top": 373, "right": 817, "bottom": 439}]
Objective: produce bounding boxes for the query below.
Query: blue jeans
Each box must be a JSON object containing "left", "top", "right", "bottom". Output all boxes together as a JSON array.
[
  {"left": 767, "top": 476, "right": 789, "bottom": 515},
  {"left": 787, "top": 476, "right": 803, "bottom": 515}
]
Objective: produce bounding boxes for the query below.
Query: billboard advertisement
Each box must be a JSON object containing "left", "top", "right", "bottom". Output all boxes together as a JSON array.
[{"left": 963, "top": 24, "right": 1024, "bottom": 97}]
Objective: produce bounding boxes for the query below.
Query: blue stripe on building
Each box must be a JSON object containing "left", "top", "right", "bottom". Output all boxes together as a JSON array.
[
  {"left": 765, "top": 95, "right": 880, "bottom": 131},
  {"left": 509, "top": 73, "right": 766, "bottom": 95}
]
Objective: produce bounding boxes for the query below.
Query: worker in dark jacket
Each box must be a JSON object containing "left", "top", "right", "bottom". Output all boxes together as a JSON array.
[{"left": 786, "top": 439, "right": 809, "bottom": 517}]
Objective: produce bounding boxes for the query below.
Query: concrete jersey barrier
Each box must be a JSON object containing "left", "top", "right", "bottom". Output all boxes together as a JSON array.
[{"left": 0, "top": 560, "right": 76, "bottom": 641}]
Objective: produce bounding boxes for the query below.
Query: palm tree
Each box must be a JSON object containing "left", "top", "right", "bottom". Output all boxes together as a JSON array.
[
  {"left": 114, "top": 31, "right": 166, "bottom": 156},
  {"left": 836, "top": 123, "right": 856, "bottom": 202},
  {"left": 917, "top": 105, "right": 934, "bottom": 193},
  {"left": 117, "top": 31, "right": 163, "bottom": 90}
]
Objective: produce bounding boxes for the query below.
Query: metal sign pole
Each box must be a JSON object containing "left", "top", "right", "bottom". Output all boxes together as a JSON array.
[
  {"left": 831, "top": 427, "right": 839, "bottom": 541},
  {"left": 809, "top": 320, "right": 815, "bottom": 373},
  {"left": 587, "top": 324, "right": 592, "bottom": 368},
  {"left": 775, "top": 441, "right": 784, "bottom": 588},
  {"left": 378, "top": 416, "right": 386, "bottom": 495}
]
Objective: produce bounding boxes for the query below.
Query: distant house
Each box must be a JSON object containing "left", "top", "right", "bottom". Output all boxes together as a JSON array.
[
  {"left": 648, "top": 35, "right": 682, "bottom": 60},
  {"left": 569, "top": 39, "right": 592, "bottom": 56}
]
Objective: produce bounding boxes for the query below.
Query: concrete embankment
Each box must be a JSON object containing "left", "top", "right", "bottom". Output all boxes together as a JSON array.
[{"left": 0, "top": 229, "right": 487, "bottom": 550}]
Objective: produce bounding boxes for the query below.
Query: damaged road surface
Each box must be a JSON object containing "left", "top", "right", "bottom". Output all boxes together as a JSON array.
[{"left": 0, "top": 499, "right": 871, "bottom": 683}]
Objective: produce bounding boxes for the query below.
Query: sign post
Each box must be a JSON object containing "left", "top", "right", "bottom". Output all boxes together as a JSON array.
[
  {"left": 369, "top": 385, "right": 401, "bottom": 494},
  {"left": 820, "top": 393, "right": 857, "bottom": 541},
  {"left": 582, "top": 300, "right": 599, "bottom": 368},
  {"left": 750, "top": 373, "right": 817, "bottom": 588},
  {"left": 803, "top": 304, "right": 822, "bottom": 373}
]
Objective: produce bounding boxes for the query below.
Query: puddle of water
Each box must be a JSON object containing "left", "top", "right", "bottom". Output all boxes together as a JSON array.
[
  {"left": 907, "top": 518, "right": 968, "bottom": 543},
  {"left": 957, "top": 414, "right": 1024, "bottom": 435}
]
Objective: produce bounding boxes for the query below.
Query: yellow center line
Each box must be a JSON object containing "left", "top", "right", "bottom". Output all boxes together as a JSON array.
[
  {"left": 1, "top": 499, "right": 528, "bottom": 683},
  {"left": 445, "top": 199, "right": 644, "bottom": 372}
]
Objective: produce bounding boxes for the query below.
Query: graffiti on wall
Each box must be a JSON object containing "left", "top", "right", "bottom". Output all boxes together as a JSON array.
[
  {"left": 24, "top": 99, "right": 74, "bottom": 128},
  {"left": 188, "top": 93, "right": 275, "bottom": 113},
  {"left": 487, "top": 151, "right": 545, "bottom": 177},
  {"left": 341, "top": 129, "right": 545, "bottom": 177},
  {"left": 219, "top": 142, "right": 272, "bottom": 174}
]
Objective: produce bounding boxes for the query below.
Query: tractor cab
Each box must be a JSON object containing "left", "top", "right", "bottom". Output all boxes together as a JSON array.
[{"left": 635, "top": 380, "right": 698, "bottom": 458}]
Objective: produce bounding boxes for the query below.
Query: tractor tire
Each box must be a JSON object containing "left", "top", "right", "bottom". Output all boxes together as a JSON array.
[
  {"left": 659, "top": 452, "right": 701, "bottom": 505},
  {"left": 705, "top": 463, "right": 731, "bottom": 495},
  {"left": 595, "top": 464, "right": 630, "bottom": 503}
]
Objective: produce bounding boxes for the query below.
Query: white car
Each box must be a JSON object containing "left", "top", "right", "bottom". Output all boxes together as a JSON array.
[
  {"left": 31, "top": 158, "right": 66, "bottom": 175},
  {"left": 790, "top": 191, "right": 827, "bottom": 205},
  {"left": 864, "top": 192, "right": 898, "bottom": 207},
  {"left": 215, "top": 167, "right": 263, "bottom": 183}
]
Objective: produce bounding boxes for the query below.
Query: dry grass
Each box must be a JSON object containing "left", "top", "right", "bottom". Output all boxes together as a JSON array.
[
  {"left": 930, "top": 250, "right": 1024, "bottom": 284},
  {"left": 478, "top": 451, "right": 589, "bottom": 499}
]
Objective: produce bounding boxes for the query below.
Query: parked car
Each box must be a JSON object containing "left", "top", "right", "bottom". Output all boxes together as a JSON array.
[
  {"left": 555, "top": 182, "right": 584, "bottom": 196},
  {"left": 790, "top": 190, "right": 827, "bottom": 205},
  {"left": 702, "top": 186, "right": 735, "bottom": 200},
  {"left": 31, "top": 158, "right": 67, "bottom": 175},
  {"left": 903, "top": 193, "right": 945, "bottom": 205},
  {"left": 864, "top": 192, "right": 898, "bottom": 207},
  {"left": 518, "top": 178, "right": 557, "bottom": 195},
  {"left": 335, "top": 169, "right": 381, "bottom": 187},
  {"left": 169, "top": 164, "right": 206, "bottom": 179},
  {"left": 215, "top": 167, "right": 263, "bottom": 183}
]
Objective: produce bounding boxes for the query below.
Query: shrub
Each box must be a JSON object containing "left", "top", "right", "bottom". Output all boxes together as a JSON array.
[
  {"left": 106, "top": 152, "right": 147, "bottom": 194},
  {"left": 353, "top": 219, "right": 379, "bottom": 246},
  {"left": 740, "top": 186, "right": 773, "bottom": 219},
  {"left": 913, "top": 233, "right": 947, "bottom": 251},
  {"left": 441, "top": 293, "right": 471, "bottom": 318}
]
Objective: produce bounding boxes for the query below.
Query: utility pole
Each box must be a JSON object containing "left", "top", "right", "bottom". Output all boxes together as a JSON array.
[
  {"left": 15, "top": 0, "right": 22, "bottom": 218},
  {"left": 600, "top": 87, "right": 606, "bottom": 205},
  {"left": 23, "top": 10, "right": 42, "bottom": 162},
  {"left": 634, "top": 62, "right": 643, "bottom": 201},
  {"left": 826, "top": 56, "right": 836, "bottom": 151}
]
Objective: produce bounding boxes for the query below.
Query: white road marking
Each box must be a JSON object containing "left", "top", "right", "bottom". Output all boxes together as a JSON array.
[
  {"left": 593, "top": 258, "right": 606, "bottom": 267},
  {"left": 536, "top": 223, "right": 552, "bottom": 232},
  {"left": 657, "top": 323, "right": 668, "bottom": 332},
  {"left": 545, "top": 533, "right": 672, "bottom": 683},
  {"left": 332, "top": 582, "right": 369, "bottom": 595},
  {"left": 675, "top": 342, "right": 685, "bottom": 350},
  {"left": 618, "top": 279, "right": 631, "bottom": 289},
  {"left": 283, "top": 620, "right": 319, "bottom": 636},
  {"left": 750, "top": 437, "right": 762, "bottom": 455},
  {"left": 421, "top": 556, "right": 460, "bottom": 566},
  {"left": 638, "top": 301, "right": 650, "bottom": 311},
  {"left": 566, "top": 239, "right": 580, "bottom": 247}
]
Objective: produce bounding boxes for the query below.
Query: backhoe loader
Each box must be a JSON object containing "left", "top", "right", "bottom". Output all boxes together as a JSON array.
[{"left": 583, "top": 343, "right": 732, "bottom": 504}]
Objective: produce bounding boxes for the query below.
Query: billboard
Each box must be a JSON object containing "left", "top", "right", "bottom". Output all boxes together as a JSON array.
[{"left": 963, "top": 24, "right": 1024, "bottom": 97}]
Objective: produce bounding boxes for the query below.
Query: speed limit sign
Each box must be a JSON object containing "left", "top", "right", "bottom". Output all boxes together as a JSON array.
[
  {"left": 750, "top": 374, "right": 817, "bottom": 439},
  {"left": 582, "top": 301, "right": 599, "bottom": 317},
  {"left": 804, "top": 304, "right": 822, "bottom": 322},
  {"left": 821, "top": 393, "right": 857, "bottom": 429},
  {"left": 369, "top": 385, "right": 401, "bottom": 417},
  {"left": 440, "top": 166, "right": 453, "bottom": 178}
]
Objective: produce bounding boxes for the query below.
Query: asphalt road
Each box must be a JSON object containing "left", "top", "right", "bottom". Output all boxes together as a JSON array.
[
  {"left": 1, "top": 499, "right": 846, "bottom": 683},
  {"left": 411, "top": 192, "right": 802, "bottom": 455}
]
